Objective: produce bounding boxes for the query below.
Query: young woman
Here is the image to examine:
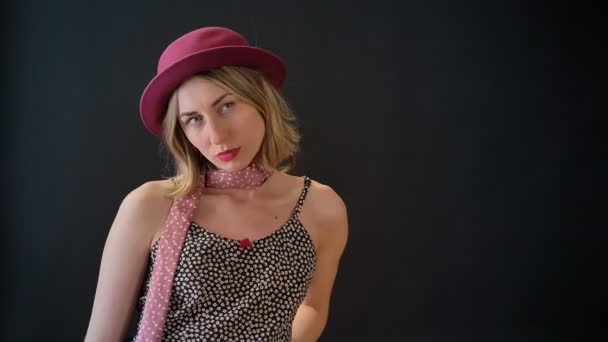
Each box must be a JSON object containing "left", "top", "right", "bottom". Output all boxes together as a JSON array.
[{"left": 85, "top": 27, "right": 348, "bottom": 342}]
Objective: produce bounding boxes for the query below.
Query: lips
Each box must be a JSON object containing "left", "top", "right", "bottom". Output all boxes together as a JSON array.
[{"left": 216, "top": 147, "right": 240, "bottom": 161}]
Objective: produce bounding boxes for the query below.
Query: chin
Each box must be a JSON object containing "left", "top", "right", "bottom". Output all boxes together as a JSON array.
[{"left": 212, "top": 159, "right": 254, "bottom": 172}]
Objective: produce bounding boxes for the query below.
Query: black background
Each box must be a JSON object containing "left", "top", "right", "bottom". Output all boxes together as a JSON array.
[{"left": 1, "top": 0, "right": 604, "bottom": 341}]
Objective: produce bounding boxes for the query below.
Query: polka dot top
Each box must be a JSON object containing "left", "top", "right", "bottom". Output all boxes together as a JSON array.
[{"left": 132, "top": 176, "right": 316, "bottom": 341}]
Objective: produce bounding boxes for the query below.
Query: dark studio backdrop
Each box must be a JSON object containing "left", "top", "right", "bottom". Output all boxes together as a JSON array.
[{"left": 1, "top": 0, "right": 604, "bottom": 341}]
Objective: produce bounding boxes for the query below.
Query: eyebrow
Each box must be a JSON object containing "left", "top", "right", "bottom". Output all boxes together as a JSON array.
[{"left": 179, "top": 93, "right": 232, "bottom": 118}]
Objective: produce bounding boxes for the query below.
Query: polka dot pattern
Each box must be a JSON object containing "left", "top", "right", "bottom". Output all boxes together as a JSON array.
[
  {"left": 134, "top": 164, "right": 274, "bottom": 342},
  {"left": 133, "top": 174, "right": 316, "bottom": 341},
  {"left": 205, "top": 164, "right": 274, "bottom": 190}
]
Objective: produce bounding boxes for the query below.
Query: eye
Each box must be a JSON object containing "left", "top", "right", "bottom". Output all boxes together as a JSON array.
[
  {"left": 220, "top": 102, "right": 234, "bottom": 112},
  {"left": 185, "top": 116, "right": 202, "bottom": 125}
]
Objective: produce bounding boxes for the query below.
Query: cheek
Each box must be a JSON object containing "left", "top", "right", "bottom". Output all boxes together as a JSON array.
[
  {"left": 256, "top": 121, "right": 266, "bottom": 140},
  {"left": 183, "top": 130, "right": 210, "bottom": 152},
  {"left": 251, "top": 113, "right": 266, "bottom": 139},
  {"left": 235, "top": 112, "right": 265, "bottom": 141}
]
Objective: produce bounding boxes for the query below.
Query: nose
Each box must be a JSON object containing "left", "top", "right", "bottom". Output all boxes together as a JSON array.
[{"left": 206, "top": 116, "right": 229, "bottom": 145}]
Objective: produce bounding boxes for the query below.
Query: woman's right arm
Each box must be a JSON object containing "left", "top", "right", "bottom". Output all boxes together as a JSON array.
[{"left": 84, "top": 181, "right": 173, "bottom": 342}]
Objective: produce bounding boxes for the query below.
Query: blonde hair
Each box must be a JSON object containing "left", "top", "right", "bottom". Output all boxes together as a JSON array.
[{"left": 161, "top": 66, "right": 301, "bottom": 198}]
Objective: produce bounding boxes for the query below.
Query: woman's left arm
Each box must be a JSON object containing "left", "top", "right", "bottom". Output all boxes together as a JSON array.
[{"left": 292, "top": 185, "right": 349, "bottom": 342}]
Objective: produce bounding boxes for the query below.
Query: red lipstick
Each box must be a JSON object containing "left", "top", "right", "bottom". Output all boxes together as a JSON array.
[{"left": 216, "top": 147, "right": 240, "bottom": 161}]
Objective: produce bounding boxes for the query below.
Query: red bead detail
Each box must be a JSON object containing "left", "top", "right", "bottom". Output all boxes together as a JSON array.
[{"left": 239, "top": 238, "right": 252, "bottom": 248}]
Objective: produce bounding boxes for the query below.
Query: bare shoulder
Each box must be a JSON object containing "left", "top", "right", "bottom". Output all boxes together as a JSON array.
[
  {"left": 124, "top": 179, "right": 174, "bottom": 205},
  {"left": 306, "top": 178, "right": 348, "bottom": 221},
  {"left": 302, "top": 177, "right": 349, "bottom": 251},
  {"left": 114, "top": 179, "right": 175, "bottom": 246}
]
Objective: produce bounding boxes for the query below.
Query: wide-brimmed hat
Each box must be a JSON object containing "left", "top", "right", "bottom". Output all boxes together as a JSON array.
[{"left": 139, "top": 26, "right": 287, "bottom": 137}]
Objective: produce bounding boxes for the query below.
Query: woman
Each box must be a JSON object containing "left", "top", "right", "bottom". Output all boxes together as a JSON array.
[{"left": 85, "top": 26, "right": 348, "bottom": 342}]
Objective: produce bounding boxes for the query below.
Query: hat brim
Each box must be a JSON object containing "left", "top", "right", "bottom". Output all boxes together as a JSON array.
[{"left": 139, "top": 45, "right": 286, "bottom": 137}]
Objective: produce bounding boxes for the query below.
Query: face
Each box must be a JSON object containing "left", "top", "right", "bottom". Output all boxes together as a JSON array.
[{"left": 176, "top": 76, "right": 266, "bottom": 171}]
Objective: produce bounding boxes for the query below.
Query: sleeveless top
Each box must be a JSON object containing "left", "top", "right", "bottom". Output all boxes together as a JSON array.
[{"left": 132, "top": 176, "right": 316, "bottom": 342}]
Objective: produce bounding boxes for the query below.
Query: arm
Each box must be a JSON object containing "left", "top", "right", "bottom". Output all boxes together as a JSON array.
[
  {"left": 84, "top": 181, "right": 172, "bottom": 342},
  {"left": 292, "top": 184, "right": 349, "bottom": 342}
]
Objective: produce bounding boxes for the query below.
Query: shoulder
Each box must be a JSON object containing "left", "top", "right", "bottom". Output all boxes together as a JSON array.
[
  {"left": 304, "top": 177, "right": 349, "bottom": 250},
  {"left": 114, "top": 179, "right": 175, "bottom": 241},
  {"left": 306, "top": 178, "right": 347, "bottom": 221},
  {"left": 122, "top": 179, "right": 174, "bottom": 210}
]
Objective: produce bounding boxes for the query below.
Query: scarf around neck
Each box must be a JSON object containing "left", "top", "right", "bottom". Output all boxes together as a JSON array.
[{"left": 135, "top": 163, "right": 273, "bottom": 341}]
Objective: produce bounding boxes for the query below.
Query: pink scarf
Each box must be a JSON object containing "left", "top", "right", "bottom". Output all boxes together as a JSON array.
[{"left": 135, "top": 163, "right": 273, "bottom": 341}]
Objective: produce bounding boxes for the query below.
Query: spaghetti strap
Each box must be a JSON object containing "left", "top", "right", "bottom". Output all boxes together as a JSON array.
[
  {"left": 293, "top": 176, "right": 311, "bottom": 219},
  {"left": 132, "top": 174, "right": 317, "bottom": 341}
]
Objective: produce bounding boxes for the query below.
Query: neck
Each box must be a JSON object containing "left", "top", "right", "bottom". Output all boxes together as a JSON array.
[
  {"left": 202, "top": 163, "right": 275, "bottom": 191},
  {"left": 202, "top": 168, "right": 281, "bottom": 200}
]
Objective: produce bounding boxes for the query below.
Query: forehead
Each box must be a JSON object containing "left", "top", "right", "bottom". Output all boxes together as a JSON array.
[{"left": 176, "top": 76, "right": 228, "bottom": 106}]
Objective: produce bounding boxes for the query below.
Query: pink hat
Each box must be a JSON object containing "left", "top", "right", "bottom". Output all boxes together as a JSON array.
[{"left": 139, "top": 26, "right": 287, "bottom": 137}]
